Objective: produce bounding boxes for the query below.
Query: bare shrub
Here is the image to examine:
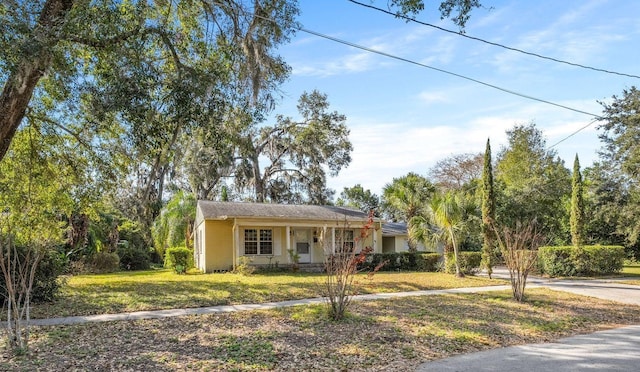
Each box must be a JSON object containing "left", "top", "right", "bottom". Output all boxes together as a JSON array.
[
  {"left": 0, "top": 228, "right": 45, "bottom": 353},
  {"left": 493, "top": 220, "right": 546, "bottom": 302},
  {"left": 322, "top": 212, "right": 383, "bottom": 320}
]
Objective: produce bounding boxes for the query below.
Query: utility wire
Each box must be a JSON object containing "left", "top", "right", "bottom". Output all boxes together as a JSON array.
[
  {"left": 547, "top": 118, "right": 600, "bottom": 149},
  {"left": 348, "top": 0, "right": 640, "bottom": 80},
  {"left": 295, "top": 25, "right": 601, "bottom": 118},
  {"left": 231, "top": 3, "right": 603, "bottom": 147}
]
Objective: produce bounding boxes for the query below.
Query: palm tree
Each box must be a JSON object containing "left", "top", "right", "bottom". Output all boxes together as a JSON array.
[
  {"left": 410, "top": 191, "right": 476, "bottom": 277},
  {"left": 382, "top": 173, "right": 435, "bottom": 251},
  {"left": 152, "top": 190, "right": 197, "bottom": 258}
]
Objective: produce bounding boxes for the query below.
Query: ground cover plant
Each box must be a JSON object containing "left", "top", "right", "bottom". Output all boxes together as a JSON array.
[
  {"left": 2, "top": 288, "right": 638, "bottom": 370},
  {"left": 27, "top": 270, "right": 503, "bottom": 319}
]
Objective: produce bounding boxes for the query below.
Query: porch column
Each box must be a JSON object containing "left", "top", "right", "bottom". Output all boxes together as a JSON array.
[
  {"left": 331, "top": 227, "right": 336, "bottom": 254},
  {"left": 286, "top": 225, "right": 291, "bottom": 263}
]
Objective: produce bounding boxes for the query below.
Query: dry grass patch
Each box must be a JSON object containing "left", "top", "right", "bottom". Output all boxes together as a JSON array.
[
  {"left": 30, "top": 270, "right": 504, "bottom": 319},
  {"left": 3, "top": 288, "right": 639, "bottom": 371}
]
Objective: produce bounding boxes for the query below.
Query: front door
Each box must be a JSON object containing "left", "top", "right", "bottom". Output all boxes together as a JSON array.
[{"left": 294, "top": 229, "right": 311, "bottom": 263}]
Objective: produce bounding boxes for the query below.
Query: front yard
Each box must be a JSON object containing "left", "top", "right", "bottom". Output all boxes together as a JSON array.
[
  {"left": 3, "top": 288, "right": 639, "bottom": 371},
  {"left": 33, "top": 270, "right": 503, "bottom": 319}
]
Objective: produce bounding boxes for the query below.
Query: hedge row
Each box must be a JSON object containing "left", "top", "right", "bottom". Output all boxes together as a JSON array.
[
  {"left": 538, "top": 245, "right": 625, "bottom": 277},
  {"left": 359, "top": 252, "right": 441, "bottom": 272},
  {"left": 445, "top": 252, "right": 483, "bottom": 275}
]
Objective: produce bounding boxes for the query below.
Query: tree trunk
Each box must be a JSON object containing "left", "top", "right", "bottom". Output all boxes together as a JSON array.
[{"left": 0, "top": 0, "right": 75, "bottom": 161}]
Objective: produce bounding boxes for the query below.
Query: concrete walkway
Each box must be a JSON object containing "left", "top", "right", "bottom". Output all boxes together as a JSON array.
[
  {"left": 27, "top": 270, "right": 640, "bottom": 326},
  {"left": 417, "top": 325, "right": 640, "bottom": 372},
  {"left": 28, "top": 284, "right": 512, "bottom": 327}
]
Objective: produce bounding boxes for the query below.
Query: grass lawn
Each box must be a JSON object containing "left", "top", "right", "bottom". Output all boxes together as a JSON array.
[
  {"left": 31, "top": 270, "right": 505, "bottom": 319},
  {"left": 622, "top": 263, "right": 640, "bottom": 285},
  {"left": 3, "top": 288, "right": 639, "bottom": 371},
  {"left": 622, "top": 262, "right": 640, "bottom": 276}
]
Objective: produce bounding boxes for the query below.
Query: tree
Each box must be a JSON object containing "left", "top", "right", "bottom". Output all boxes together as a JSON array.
[
  {"left": 385, "top": 0, "right": 482, "bottom": 30},
  {"left": 593, "top": 87, "right": 640, "bottom": 258},
  {"left": 481, "top": 139, "right": 496, "bottom": 278},
  {"left": 382, "top": 172, "right": 435, "bottom": 222},
  {"left": 410, "top": 191, "right": 477, "bottom": 277},
  {"left": 382, "top": 172, "right": 436, "bottom": 251},
  {"left": 598, "top": 87, "right": 640, "bottom": 180},
  {"left": 233, "top": 90, "right": 352, "bottom": 204},
  {"left": 496, "top": 122, "right": 571, "bottom": 243},
  {"left": 152, "top": 190, "right": 197, "bottom": 260},
  {"left": 336, "top": 184, "right": 380, "bottom": 216},
  {"left": 493, "top": 220, "right": 545, "bottom": 302},
  {"left": 570, "top": 154, "right": 585, "bottom": 247},
  {"left": 428, "top": 152, "right": 483, "bottom": 190},
  {"left": 0, "top": 0, "right": 299, "bottom": 162}
]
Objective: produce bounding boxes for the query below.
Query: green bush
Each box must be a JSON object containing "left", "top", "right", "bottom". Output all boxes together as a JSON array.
[
  {"left": 416, "top": 253, "right": 441, "bottom": 271},
  {"left": 538, "top": 245, "right": 625, "bottom": 277},
  {"left": 165, "top": 246, "right": 193, "bottom": 274},
  {"left": 85, "top": 252, "right": 120, "bottom": 274},
  {"left": 1, "top": 245, "right": 65, "bottom": 304},
  {"left": 445, "top": 251, "right": 482, "bottom": 275},
  {"left": 117, "top": 243, "right": 151, "bottom": 271},
  {"left": 359, "top": 252, "right": 441, "bottom": 272}
]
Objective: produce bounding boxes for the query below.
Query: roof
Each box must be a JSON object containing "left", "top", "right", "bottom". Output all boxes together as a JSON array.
[
  {"left": 382, "top": 222, "right": 408, "bottom": 237},
  {"left": 196, "top": 201, "right": 373, "bottom": 224}
]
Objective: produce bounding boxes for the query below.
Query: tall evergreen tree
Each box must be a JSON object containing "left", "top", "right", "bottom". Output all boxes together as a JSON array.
[
  {"left": 481, "top": 138, "right": 496, "bottom": 278},
  {"left": 570, "top": 154, "right": 585, "bottom": 247}
]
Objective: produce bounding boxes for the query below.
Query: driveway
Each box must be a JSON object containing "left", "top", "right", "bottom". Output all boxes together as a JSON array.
[
  {"left": 417, "top": 269, "right": 640, "bottom": 371},
  {"left": 417, "top": 325, "right": 640, "bottom": 372}
]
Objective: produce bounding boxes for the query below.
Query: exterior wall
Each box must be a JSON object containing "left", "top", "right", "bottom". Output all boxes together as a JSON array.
[
  {"left": 381, "top": 235, "right": 434, "bottom": 253},
  {"left": 203, "top": 219, "right": 234, "bottom": 272},
  {"left": 382, "top": 237, "right": 395, "bottom": 253},
  {"left": 239, "top": 226, "right": 288, "bottom": 266},
  {"left": 200, "top": 217, "right": 385, "bottom": 271}
]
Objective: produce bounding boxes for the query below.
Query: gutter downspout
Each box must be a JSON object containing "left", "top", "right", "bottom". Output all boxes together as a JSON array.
[{"left": 232, "top": 218, "right": 238, "bottom": 271}]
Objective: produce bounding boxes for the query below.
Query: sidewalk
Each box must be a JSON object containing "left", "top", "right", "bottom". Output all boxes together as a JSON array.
[
  {"left": 28, "top": 269, "right": 640, "bottom": 326},
  {"left": 29, "top": 284, "right": 511, "bottom": 326}
]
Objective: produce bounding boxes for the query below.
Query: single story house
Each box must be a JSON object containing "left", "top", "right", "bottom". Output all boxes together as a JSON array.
[
  {"left": 194, "top": 201, "right": 383, "bottom": 272},
  {"left": 382, "top": 222, "right": 442, "bottom": 254}
]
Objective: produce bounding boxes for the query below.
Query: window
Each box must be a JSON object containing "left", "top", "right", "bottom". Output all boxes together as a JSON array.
[
  {"left": 244, "top": 229, "right": 273, "bottom": 255},
  {"left": 335, "top": 229, "right": 354, "bottom": 252}
]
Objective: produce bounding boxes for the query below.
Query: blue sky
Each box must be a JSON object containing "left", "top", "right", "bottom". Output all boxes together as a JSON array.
[{"left": 270, "top": 0, "right": 640, "bottom": 197}]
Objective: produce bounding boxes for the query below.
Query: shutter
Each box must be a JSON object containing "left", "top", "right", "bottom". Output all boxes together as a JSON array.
[{"left": 273, "top": 227, "right": 282, "bottom": 256}]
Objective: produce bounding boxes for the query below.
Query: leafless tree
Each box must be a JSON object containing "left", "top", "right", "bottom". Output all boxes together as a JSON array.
[
  {"left": 0, "top": 223, "right": 44, "bottom": 353},
  {"left": 493, "top": 220, "right": 546, "bottom": 302}
]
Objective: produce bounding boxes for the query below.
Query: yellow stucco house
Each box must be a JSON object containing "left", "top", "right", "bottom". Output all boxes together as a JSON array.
[
  {"left": 381, "top": 222, "right": 443, "bottom": 254},
  {"left": 194, "top": 201, "right": 383, "bottom": 272}
]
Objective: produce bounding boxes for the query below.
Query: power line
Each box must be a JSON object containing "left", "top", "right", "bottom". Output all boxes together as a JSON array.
[
  {"left": 347, "top": 0, "right": 640, "bottom": 80},
  {"left": 294, "top": 25, "right": 600, "bottom": 118},
  {"left": 230, "top": 3, "right": 602, "bottom": 146},
  {"left": 547, "top": 118, "right": 600, "bottom": 149}
]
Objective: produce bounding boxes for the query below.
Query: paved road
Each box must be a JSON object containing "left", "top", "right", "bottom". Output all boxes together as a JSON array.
[
  {"left": 485, "top": 267, "right": 640, "bottom": 305},
  {"left": 417, "top": 269, "right": 640, "bottom": 371},
  {"left": 417, "top": 325, "right": 640, "bottom": 372}
]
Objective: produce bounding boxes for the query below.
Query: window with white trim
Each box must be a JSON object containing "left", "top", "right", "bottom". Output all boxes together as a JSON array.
[
  {"left": 335, "top": 229, "right": 355, "bottom": 252},
  {"left": 244, "top": 228, "right": 273, "bottom": 255}
]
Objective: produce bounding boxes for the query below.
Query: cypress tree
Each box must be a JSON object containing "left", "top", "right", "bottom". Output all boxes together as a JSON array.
[
  {"left": 570, "top": 154, "right": 585, "bottom": 247},
  {"left": 481, "top": 138, "right": 496, "bottom": 278}
]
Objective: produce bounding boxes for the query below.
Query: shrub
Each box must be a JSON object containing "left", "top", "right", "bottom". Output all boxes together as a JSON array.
[
  {"left": 165, "top": 246, "right": 192, "bottom": 274},
  {"left": 538, "top": 245, "right": 625, "bottom": 277},
  {"left": 416, "top": 253, "right": 441, "bottom": 271},
  {"left": 117, "top": 243, "right": 151, "bottom": 271},
  {"left": 85, "top": 252, "right": 120, "bottom": 274},
  {"left": 359, "top": 252, "right": 441, "bottom": 272},
  {"left": 445, "top": 251, "right": 482, "bottom": 275},
  {"left": 232, "top": 256, "right": 255, "bottom": 276},
  {"left": 1, "top": 245, "right": 65, "bottom": 304}
]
